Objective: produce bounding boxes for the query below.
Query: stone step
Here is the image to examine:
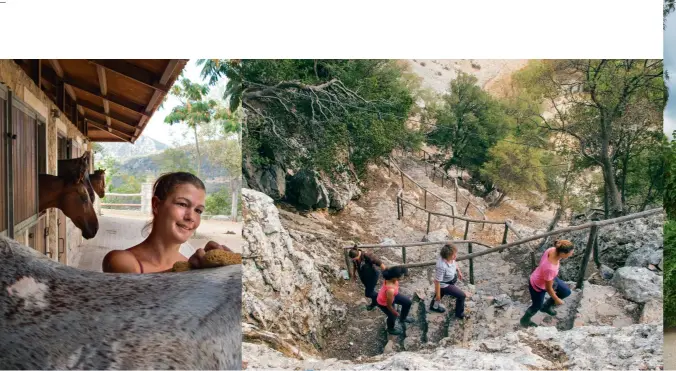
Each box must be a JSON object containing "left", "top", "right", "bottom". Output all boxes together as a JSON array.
[{"left": 571, "top": 282, "right": 636, "bottom": 328}]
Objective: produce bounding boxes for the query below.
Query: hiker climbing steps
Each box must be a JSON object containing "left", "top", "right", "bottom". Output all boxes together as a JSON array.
[{"left": 339, "top": 150, "right": 663, "bottom": 356}]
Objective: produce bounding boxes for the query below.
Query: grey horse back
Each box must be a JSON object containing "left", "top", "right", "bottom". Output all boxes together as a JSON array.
[{"left": 0, "top": 237, "right": 241, "bottom": 370}]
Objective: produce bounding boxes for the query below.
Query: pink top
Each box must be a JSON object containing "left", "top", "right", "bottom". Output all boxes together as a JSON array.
[
  {"left": 377, "top": 281, "right": 399, "bottom": 306},
  {"left": 530, "top": 247, "right": 559, "bottom": 292}
]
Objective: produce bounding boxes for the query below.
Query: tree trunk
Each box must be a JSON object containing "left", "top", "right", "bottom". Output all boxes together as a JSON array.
[
  {"left": 491, "top": 192, "right": 507, "bottom": 207},
  {"left": 601, "top": 158, "right": 623, "bottom": 216},
  {"left": 193, "top": 125, "right": 202, "bottom": 177},
  {"left": 620, "top": 150, "right": 630, "bottom": 206},
  {"left": 230, "top": 178, "right": 239, "bottom": 221},
  {"left": 599, "top": 118, "right": 623, "bottom": 216}
]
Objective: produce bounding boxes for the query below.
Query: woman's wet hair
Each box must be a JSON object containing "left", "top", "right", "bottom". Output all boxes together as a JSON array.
[
  {"left": 348, "top": 248, "right": 360, "bottom": 259},
  {"left": 142, "top": 172, "right": 206, "bottom": 236},
  {"left": 153, "top": 172, "right": 205, "bottom": 200},
  {"left": 554, "top": 240, "right": 574, "bottom": 255},
  {"left": 382, "top": 266, "right": 407, "bottom": 280},
  {"left": 440, "top": 244, "right": 458, "bottom": 260}
]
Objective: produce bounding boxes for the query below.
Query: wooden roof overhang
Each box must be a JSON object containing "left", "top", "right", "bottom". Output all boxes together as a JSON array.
[{"left": 13, "top": 59, "right": 188, "bottom": 143}]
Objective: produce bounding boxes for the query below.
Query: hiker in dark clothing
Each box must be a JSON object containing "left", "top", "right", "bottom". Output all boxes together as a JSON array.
[{"left": 349, "top": 247, "right": 387, "bottom": 310}]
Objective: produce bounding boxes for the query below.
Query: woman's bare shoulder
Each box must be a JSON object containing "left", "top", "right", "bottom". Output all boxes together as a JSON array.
[{"left": 102, "top": 249, "right": 141, "bottom": 273}]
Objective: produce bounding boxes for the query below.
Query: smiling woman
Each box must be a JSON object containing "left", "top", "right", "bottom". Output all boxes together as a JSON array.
[{"left": 102, "top": 172, "right": 233, "bottom": 273}]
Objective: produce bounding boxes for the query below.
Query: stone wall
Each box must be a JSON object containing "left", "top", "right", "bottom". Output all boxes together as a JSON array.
[{"left": 0, "top": 60, "right": 87, "bottom": 265}]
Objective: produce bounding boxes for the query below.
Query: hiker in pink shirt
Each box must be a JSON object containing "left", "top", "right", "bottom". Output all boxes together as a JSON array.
[{"left": 520, "top": 240, "right": 575, "bottom": 327}]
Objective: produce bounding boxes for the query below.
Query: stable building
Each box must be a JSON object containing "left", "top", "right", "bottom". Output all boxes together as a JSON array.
[{"left": 0, "top": 59, "right": 187, "bottom": 266}]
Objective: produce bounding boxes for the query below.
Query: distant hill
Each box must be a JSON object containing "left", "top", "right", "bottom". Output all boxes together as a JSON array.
[
  {"left": 98, "top": 135, "right": 170, "bottom": 161},
  {"left": 110, "top": 142, "right": 235, "bottom": 193}
]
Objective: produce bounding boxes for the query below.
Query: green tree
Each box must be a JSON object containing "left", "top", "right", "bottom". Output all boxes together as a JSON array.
[
  {"left": 513, "top": 59, "right": 665, "bottom": 216},
  {"left": 200, "top": 59, "right": 418, "bottom": 177},
  {"left": 153, "top": 147, "right": 196, "bottom": 174},
  {"left": 479, "top": 139, "right": 546, "bottom": 206},
  {"left": 165, "top": 78, "right": 217, "bottom": 177},
  {"left": 427, "top": 72, "right": 510, "bottom": 184},
  {"left": 205, "top": 188, "right": 232, "bottom": 215}
]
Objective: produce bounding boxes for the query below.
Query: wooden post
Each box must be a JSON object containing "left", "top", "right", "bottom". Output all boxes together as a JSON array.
[
  {"left": 402, "top": 246, "right": 407, "bottom": 264},
  {"left": 401, "top": 172, "right": 404, "bottom": 189},
  {"left": 463, "top": 220, "right": 470, "bottom": 240},
  {"left": 468, "top": 242, "right": 474, "bottom": 284},
  {"left": 400, "top": 198, "right": 404, "bottom": 218},
  {"left": 592, "top": 231, "right": 601, "bottom": 268},
  {"left": 344, "top": 249, "right": 352, "bottom": 279},
  {"left": 424, "top": 189, "right": 427, "bottom": 209},
  {"left": 397, "top": 197, "right": 401, "bottom": 220},
  {"left": 426, "top": 212, "right": 432, "bottom": 234},
  {"left": 502, "top": 223, "right": 509, "bottom": 244},
  {"left": 455, "top": 184, "right": 458, "bottom": 202},
  {"left": 576, "top": 225, "right": 599, "bottom": 290},
  {"left": 451, "top": 206, "right": 455, "bottom": 226},
  {"left": 463, "top": 202, "right": 470, "bottom": 216}
]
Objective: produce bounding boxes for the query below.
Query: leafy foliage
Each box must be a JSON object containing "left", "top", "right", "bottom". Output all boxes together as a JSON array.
[
  {"left": 165, "top": 78, "right": 218, "bottom": 177},
  {"left": 205, "top": 188, "right": 232, "bottom": 215},
  {"left": 427, "top": 72, "right": 510, "bottom": 178},
  {"left": 512, "top": 59, "right": 665, "bottom": 216},
  {"left": 154, "top": 147, "right": 196, "bottom": 174},
  {"left": 665, "top": 220, "right": 676, "bottom": 327},
  {"left": 202, "top": 59, "right": 419, "bottom": 175},
  {"left": 479, "top": 139, "right": 546, "bottom": 204}
]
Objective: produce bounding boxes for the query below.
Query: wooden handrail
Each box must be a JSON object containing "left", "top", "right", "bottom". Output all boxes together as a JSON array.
[
  {"left": 386, "top": 157, "right": 458, "bottom": 216},
  {"left": 343, "top": 239, "right": 494, "bottom": 250},
  {"left": 390, "top": 208, "right": 663, "bottom": 269}
]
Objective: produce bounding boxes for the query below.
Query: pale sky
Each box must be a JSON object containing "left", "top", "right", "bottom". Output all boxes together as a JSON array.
[
  {"left": 141, "top": 60, "right": 226, "bottom": 146},
  {"left": 666, "top": 12, "right": 676, "bottom": 139}
]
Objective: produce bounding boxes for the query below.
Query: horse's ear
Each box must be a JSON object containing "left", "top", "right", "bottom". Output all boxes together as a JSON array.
[{"left": 76, "top": 169, "right": 85, "bottom": 184}]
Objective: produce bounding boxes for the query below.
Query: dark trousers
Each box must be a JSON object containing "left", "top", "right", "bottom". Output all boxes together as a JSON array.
[
  {"left": 378, "top": 294, "right": 412, "bottom": 330},
  {"left": 527, "top": 277, "right": 571, "bottom": 312},
  {"left": 440, "top": 284, "right": 466, "bottom": 317},
  {"left": 361, "top": 270, "right": 379, "bottom": 306}
]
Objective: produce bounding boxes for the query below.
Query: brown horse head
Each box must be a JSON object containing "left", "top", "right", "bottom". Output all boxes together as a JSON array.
[
  {"left": 42, "top": 153, "right": 99, "bottom": 239},
  {"left": 58, "top": 153, "right": 96, "bottom": 202},
  {"left": 90, "top": 169, "right": 106, "bottom": 198}
]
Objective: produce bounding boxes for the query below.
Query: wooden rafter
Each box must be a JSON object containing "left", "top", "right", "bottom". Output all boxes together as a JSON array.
[
  {"left": 85, "top": 118, "right": 133, "bottom": 142},
  {"left": 132, "top": 59, "right": 180, "bottom": 140},
  {"left": 87, "top": 60, "right": 169, "bottom": 93},
  {"left": 48, "top": 60, "right": 84, "bottom": 116},
  {"left": 75, "top": 100, "right": 137, "bottom": 131},
  {"left": 96, "top": 65, "right": 112, "bottom": 132}
]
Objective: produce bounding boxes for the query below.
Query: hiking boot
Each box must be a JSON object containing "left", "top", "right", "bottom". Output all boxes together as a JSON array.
[
  {"left": 366, "top": 304, "right": 376, "bottom": 311},
  {"left": 520, "top": 309, "right": 538, "bottom": 328},
  {"left": 400, "top": 317, "right": 415, "bottom": 324},
  {"left": 387, "top": 326, "right": 403, "bottom": 335},
  {"left": 540, "top": 306, "right": 557, "bottom": 316},
  {"left": 429, "top": 300, "right": 446, "bottom": 313}
]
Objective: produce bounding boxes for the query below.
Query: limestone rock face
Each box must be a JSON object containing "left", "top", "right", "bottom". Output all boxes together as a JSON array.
[
  {"left": 611, "top": 266, "right": 663, "bottom": 304},
  {"left": 558, "top": 214, "right": 663, "bottom": 281},
  {"left": 242, "top": 188, "right": 346, "bottom": 350},
  {"left": 0, "top": 237, "right": 241, "bottom": 369},
  {"left": 243, "top": 324, "right": 662, "bottom": 370}
]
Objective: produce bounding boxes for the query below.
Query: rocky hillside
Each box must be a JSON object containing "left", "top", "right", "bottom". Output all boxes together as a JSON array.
[
  {"left": 407, "top": 59, "right": 528, "bottom": 96},
  {"left": 241, "top": 152, "right": 664, "bottom": 370},
  {"left": 98, "top": 135, "right": 169, "bottom": 161}
]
